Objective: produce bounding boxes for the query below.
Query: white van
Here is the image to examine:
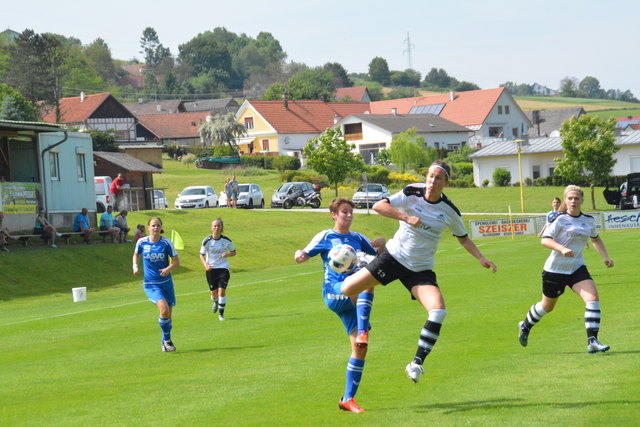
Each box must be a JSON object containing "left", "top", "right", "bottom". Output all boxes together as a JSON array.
[{"left": 95, "top": 176, "right": 113, "bottom": 213}]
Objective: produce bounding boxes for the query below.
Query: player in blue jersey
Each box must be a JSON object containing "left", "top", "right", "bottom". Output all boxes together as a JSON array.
[
  {"left": 537, "top": 197, "right": 561, "bottom": 237},
  {"left": 133, "top": 217, "right": 180, "bottom": 352},
  {"left": 199, "top": 218, "right": 236, "bottom": 321},
  {"left": 294, "top": 197, "right": 385, "bottom": 413},
  {"left": 518, "top": 185, "right": 614, "bottom": 353},
  {"left": 341, "top": 160, "right": 497, "bottom": 384}
]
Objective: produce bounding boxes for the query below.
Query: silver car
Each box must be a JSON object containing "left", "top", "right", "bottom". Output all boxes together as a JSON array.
[
  {"left": 219, "top": 183, "right": 264, "bottom": 209},
  {"left": 352, "top": 183, "right": 390, "bottom": 208},
  {"left": 175, "top": 185, "right": 219, "bottom": 209}
]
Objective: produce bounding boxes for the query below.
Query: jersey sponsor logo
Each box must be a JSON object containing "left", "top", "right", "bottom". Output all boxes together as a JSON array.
[{"left": 144, "top": 252, "right": 166, "bottom": 262}]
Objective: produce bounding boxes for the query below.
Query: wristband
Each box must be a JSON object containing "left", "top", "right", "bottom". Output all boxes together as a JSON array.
[{"left": 133, "top": 264, "right": 139, "bottom": 270}]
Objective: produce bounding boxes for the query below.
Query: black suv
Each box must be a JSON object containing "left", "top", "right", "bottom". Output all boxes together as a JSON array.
[
  {"left": 270, "top": 182, "right": 317, "bottom": 208},
  {"left": 603, "top": 172, "right": 640, "bottom": 210}
]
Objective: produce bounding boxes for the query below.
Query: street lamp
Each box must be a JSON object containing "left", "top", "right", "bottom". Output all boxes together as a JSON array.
[{"left": 513, "top": 139, "right": 525, "bottom": 212}]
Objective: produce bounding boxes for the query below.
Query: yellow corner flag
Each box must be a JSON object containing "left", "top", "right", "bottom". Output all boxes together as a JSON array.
[{"left": 171, "top": 230, "right": 184, "bottom": 250}]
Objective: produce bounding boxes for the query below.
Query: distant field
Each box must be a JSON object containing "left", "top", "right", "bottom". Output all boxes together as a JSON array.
[{"left": 514, "top": 95, "right": 640, "bottom": 112}]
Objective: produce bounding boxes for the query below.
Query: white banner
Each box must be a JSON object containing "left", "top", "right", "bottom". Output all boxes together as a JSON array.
[
  {"left": 469, "top": 217, "right": 537, "bottom": 238},
  {"left": 601, "top": 210, "right": 640, "bottom": 230}
]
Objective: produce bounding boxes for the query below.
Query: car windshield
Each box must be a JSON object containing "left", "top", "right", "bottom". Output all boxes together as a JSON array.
[
  {"left": 278, "top": 183, "right": 293, "bottom": 192},
  {"left": 238, "top": 184, "right": 250, "bottom": 193},
  {"left": 182, "top": 188, "right": 205, "bottom": 196},
  {"left": 358, "top": 184, "right": 383, "bottom": 192}
]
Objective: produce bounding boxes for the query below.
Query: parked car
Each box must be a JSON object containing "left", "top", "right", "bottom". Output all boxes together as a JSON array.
[
  {"left": 153, "top": 190, "right": 168, "bottom": 209},
  {"left": 95, "top": 176, "right": 113, "bottom": 213},
  {"left": 603, "top": 172, "right": 640, "bottom": 210},
  {"left": 270, "top": 182, "right": 318, "bottom": 208},
  {"left": 219, "top": 183, "right": 265, "bottom": 208},
  {"left": 175, "top": 186, "right": 219, "bottom": 209},
  {"left": 352, "top": 183, "right": 390, "bottom": 208}
]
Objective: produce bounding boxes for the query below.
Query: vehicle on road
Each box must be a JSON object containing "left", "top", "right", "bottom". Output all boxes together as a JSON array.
[
  {"left": 352, "top": 183, "right": 390, "bottom": 208},
  {"left": 153, "top": 190, "right": 169, "bottom": 209},
  {"left": 219, "top": 183, "right": 265, "bottom": 209},
  {"left": 603, "top": 172, "right": 640, "bottom": 210},
  {"left": 95, "top": 176, "right": 113, "bottom": 213},
  {"left": 175, "top": 186, "right": 219, "bottom": 209},
  {"left": 271, "top": 182, "right": 320, "bottom": 208}
]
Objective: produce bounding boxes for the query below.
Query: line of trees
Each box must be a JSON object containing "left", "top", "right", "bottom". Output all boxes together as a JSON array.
[{"left": 501, "top": 76, "right": 638, "bottom": 102}]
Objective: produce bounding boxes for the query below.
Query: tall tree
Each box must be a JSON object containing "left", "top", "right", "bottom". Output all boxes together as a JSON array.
[
  {"left": 368, "top": 57, "right": 390, "bottom": 85},
  {"left": 199, "top": 113, "right": 246, "bottom": 150},
  {"left": 140, "top": 27, "right": 171, "bottom": 72},
  {"left": 555, "top": 115, "right": 618, "bottom": 209},
  {"left": 422, "top": 67, "right": 451, "bottom": 88},
  {"left": 288, "top": 68, "right": 334, "bottom": 100},
  {"left": 579, "top": 76, "right": 602, "bottom": 99},
  {"left": 178, "top": 32, "right": 232, "bottom": 86},
  {"left": 0, "top": 84, "right": 37, "bottom": 121},
  {"left": 559, "top": 76, "right": 579, "bottom": 97},
  {"left": 388, "top": 128, "right": 434, "bottom": 173},
  {"left": 304, "top": 127, "right": 364, "bottom": 196},
  {"left": 390, "top": 69, "right": 421, "bottom": 87},
  {"left": 84, "top": 38, "right": 116, "bottom": 82},
  {"left": 323, "top": 62, "right": 352, "bottom": 88}
]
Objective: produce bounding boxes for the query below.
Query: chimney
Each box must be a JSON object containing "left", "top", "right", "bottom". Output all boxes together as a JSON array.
[
  {"left": 449, "top": 91, "right": 455, "bottom": 101},
  {"left": 391, "top": 108, "right": 397, "bottom": 116},
  {"left": 333, "top": 114, "right": 340, "bottom": 124},
  {"left": 80, "top": 92, "right": 85, "bottom": 102},
  {"left": 282, "top": 91, "right": 288, "bottom": 110}
]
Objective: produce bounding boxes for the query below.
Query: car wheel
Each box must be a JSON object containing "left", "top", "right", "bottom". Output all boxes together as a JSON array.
[
  {"left": 260, "top": 199, "right": 265, "bottom": 209},
  {"left": 205, "top": 201, "right": 210, "bottom": 208},
  {"left": 283, "top": 199, "right": 293, "bottom": 209},
  {"left": 216, "top": 201, "right": 219, "bottom": 208},
  {"left": 96, "top": 202, "right": 105, "bottom": 213},
  {"left": 248, "top": 200, "right": 254, "bottom": 209}
]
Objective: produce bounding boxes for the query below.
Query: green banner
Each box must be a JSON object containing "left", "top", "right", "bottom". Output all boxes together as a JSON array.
[{"left": 0, "top": 182, "right": 39, "bottom": 214}]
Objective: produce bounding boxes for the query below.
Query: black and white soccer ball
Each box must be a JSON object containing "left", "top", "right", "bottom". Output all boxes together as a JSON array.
[{"left": 328, "top": 244, "right": 358, "bottom": 274}]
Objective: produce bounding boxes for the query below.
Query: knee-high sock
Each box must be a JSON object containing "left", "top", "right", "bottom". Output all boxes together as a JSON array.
[
  {"left": 219, "top": 296, "right": 227, "bottom": 316},
  {"left": 158, "top": 317, "right": 172, "bottom": 341},
  {"left": 413, "top": 309, "right": 447, "bottom": 365},
  {"left": 356, "top": 292, "right": 374, "bottom": 334},
  {"left": 343, "top": 357, "right": 365, "bottom": 400},
  {"left": 522, "top": 302, "right": 547, "bottom": 332},
  {"left": 585, "top": 301, "right": 601, "bottom": 340}
]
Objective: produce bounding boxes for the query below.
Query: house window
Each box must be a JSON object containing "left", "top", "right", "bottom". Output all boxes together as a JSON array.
[
  {"left": 433, "top": 142, "right": 440, "bottom": 149},
  {"left": 245, "top": 117, "right": 254, "bottom": 130},
  {"left": 497, "top": 105, "right": 503, "bottom": 114},
  {"left": 49, "top": 152, "right": 59, "bottom": 181},
  {"left": 115, "top": 129, "right": 129, "bottom": 140},
  {"left": 505, "top": 105, "right": 510, "bottom": 114},
  {"left": 532, "top": 165, "right": 540, "bottom": 179},
  {"left": 262, "top": 139, "right": 269, "bottom": 151},
  {"left": 512, "top": 128, "right": 519, "bottom": 137},
  {"left": 548, "top": 166, "right": 555, "bottom": 176},
  {"left": 488, "top": 126, "right": 504, "bottom": 137},
  {"left": 344, "top": 123, "right": 363, "bottom": 141},
  {"left": 76, "top": 153, "right": 86, "bottom": 181}
]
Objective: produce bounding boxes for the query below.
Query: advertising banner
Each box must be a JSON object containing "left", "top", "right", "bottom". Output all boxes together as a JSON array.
[
  {"left": 469, "top": 217, "right": 537, "bottom": 238},
  {"left": 0, "top": 182, "right": 39, "bottom": 214},
  {"left": 601, "top": 210, "right": 640, "bottom": 230}
]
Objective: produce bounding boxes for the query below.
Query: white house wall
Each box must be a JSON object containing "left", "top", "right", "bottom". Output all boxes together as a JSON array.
[
  {"left": 481, "top": 92, "right": 530, "bottom": 139},
  {"left": 613, "top": 145, "right": 640, "bottom": 175}
]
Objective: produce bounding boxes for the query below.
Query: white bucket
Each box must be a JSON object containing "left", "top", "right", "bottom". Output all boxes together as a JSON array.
[{"left": 72, "top": 287, "right": 87, "bottom": 302}]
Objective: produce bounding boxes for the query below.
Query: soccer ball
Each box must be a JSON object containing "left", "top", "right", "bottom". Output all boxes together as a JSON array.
[{"left": 328, "top": 244, "right": 358, "bottom": 274}]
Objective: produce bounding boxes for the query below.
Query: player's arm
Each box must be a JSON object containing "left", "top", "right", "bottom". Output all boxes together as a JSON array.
[
  {"left": 160, "top": 256, "right": 180, "bottom": 276},
  {"left": 373, "top": 199, "right": 421, "bottom": 227},
  {"left": 457, "top": 235, "right": 497, "bottom": 272},
  {"left": 370, "top": 237, "right": 386, "bottom": 252},
  {"left": 541, "top": 237, "right": 573, "bottom": 257},
  {"left": 199, "top": 253, "right": 210, "bottom": 270},
  {"left": 223, "top": 250, "right": 237, "bottom": 258},
  {"left": 132, "top": 253, "right": 140, "bottom": 276},
  {"left": 590, "top": 236, "right": 614, "bottom": 267},
  {"left": 294, "top": 249, "right": 310, "bottom": 263}
]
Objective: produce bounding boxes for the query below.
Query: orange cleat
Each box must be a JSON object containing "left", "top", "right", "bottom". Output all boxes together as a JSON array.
[
  {"left": 339, "top": 397, "right": 366, "bottom": 413},
  {"left": 355, "top": 331, "right": 368, "bottom": 347}
]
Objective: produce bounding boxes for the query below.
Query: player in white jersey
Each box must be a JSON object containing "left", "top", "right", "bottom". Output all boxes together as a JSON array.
[
  {"left": 133, "top": 217, "right": 180, "bottom": 352},
  {"left": 518, "top": 185, "right": 614, "bottom": 353},
  {"left": 341, "top": 160, "right": 497, "bottom": 384},
  {"left": 199, "top": 218, "right": 236, "bottom": 321},
  {"left": 295, "top": 197, "right": 385, "bottom": 413}
]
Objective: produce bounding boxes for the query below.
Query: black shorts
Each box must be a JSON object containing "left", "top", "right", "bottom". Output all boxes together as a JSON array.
[
  {"left": 542, "top": 265, "right": 592, "bottom": 298},
  {"left": 206, "top": 268, "right": 230, "bottom": 291},
  {"left": 365, "top": 248, "right": 438, "bottom": 298}
]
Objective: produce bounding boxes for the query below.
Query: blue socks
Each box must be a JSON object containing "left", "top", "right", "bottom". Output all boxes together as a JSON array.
[
  {"left": 158, "top": 317, "right": 172, "bottom": 341},
  {"left": 343, "top": 358, "right": 365, "bottom": 400},
  {"left": 356, "top": 292, "right": 374, "bottom": 334}
]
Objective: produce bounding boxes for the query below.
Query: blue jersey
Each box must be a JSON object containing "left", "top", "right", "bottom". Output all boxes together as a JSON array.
[
  {"left": 303, "top": 229, "right": 377, "bottom": 290},
  {"left": 73, "top": 214, "right": 89, "bottom": 231},
  {"left": 134, "top": 236, "right": 178, "bottom": 286}
]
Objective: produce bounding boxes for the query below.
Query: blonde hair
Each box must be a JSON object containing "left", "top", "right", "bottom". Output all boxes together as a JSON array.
[{"left": 559, "top": 185, "right": 584, "bottom": 211}]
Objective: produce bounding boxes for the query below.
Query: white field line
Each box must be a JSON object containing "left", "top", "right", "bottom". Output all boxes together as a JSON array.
[{"left": 1, "top": 271, "right": 317, "bottom": 328}]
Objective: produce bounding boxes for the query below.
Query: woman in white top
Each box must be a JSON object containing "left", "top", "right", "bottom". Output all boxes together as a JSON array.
[
  {"left": 518, "top": 185, "right": 614, "bottom": 353},
  {"left": 341, "top": 160, "right": 497, "bottom": 383}
]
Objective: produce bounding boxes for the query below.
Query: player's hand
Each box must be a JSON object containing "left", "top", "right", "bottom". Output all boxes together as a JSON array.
[
  {"left": 159, "top": 268, "right": 169, "bottom": 277},
  {"left": 480, "top": 258, "right": 497, "bottom": 273},
  {"left": 561, "top": 247, "right": 574, "bottom": 257},
  {"left": 405, "top": 216, "right": 421, "bottom": 227},
  {"left": 604, "top": 258, "right": 614, "bottom": 268}
]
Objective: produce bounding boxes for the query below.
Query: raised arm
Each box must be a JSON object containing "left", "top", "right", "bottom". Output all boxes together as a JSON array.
[
  {"left": 457, "top": 235, "right": 497, "bottom": 273},
  {"left": 372, "top": 199, "right": 421, "bottom": 227}
]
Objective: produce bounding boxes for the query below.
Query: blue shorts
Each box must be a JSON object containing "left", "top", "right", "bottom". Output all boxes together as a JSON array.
[
  {"left": 323, "top": 281, "right": 360, "bottom": 335},
  {"left": 231, "top": 191, "right": 238, "bottom": 198},
  {"left": 144, "top": 280, "right": 176, "bottom": 306}
]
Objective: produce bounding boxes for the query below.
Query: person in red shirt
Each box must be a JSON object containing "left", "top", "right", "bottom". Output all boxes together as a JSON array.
[{"left": 109, "top": 173, "right": 126, "bottom": 210}]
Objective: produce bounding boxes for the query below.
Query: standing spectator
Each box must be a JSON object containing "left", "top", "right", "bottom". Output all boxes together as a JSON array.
[
  {"left": 341, "top": 160, "right": 497, "bottom": 383},
  {"left": 0, "top": 211, "right": 19, "bottom": 252},
  {"left": 518, "top": 185, "right": 613, "bottom": 353},
  {"left": 115, "top": 210, "right": 130, "bottom": 243},
  {"left": 230, "top": 175, "right": 239, "bottom": 208},
  {"left": 134, "top": 224, "right": 146, "bottom": 242},
  {"left": 34, "top": 209, "right": 61, "bottom": 248},
  {"left": 294, "top": 197, "right": 385, "bottom": 413},
  {"left": 133, "top": 217, "right": 180, "bottom": 352},
  {"left": 223, "top": 179, "right": 231, "bottom": 208},
  {"left": 109, "top": 173, "right": 126, "bottom": 210},
  {"left": 199, "top": 218, "right": 236, "bottom": 321},
  {"left": 73, "top": 208, "right": 95, "bottom": 244},
  {"left": 100, "top": 205, "right": 121, "bottom": 243}
]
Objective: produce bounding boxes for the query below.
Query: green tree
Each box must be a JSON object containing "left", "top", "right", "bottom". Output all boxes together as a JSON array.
[
  {"left": 90, "top": 129, "right": 119, "bottom": 152},
  {"left": 368, "top": 57, "right": 390, "bottom": 85},
  {"left": 390, "top": 69, "right": 421, "bottom": 87},
  {"left": 178, "top": 32, "right": 232, "bottom": 85},
  {"left": 422, "top": 67, "right": 451, "bottom": 88},
  {"left": 0, "top": 84, "right": 37, "bottom": 121},
  {"left": 140, "top": 27, "right": 171, "bottom": 72},
  {"left": 84, "top": 38, "right": 116, "bottom": 82},
  {"left": 493, "top": 168, "right": 511, "bottom": 187},
  {"left": 388, "top": 128, "right": 433, "bottom": 173},
  {"left": 288, "top": 68, "right": 334, "bottom": 100},
  {"left": 303, "top": 127, "right": 364, "bottom": 196},
  {"left": 555, "top": 115, "right": 618, "bottom": 209},
  {"left": 559, "top": 76, "right": 579, "bottom": 97},
  {"left": 262, "top": 82, "right": 285, "bottom": 100},
  {"left": 323, "top": 62, "right": 352, "bottom": 88},
  {"left": 578, "top": 76, "right": 602, "bottom": 99},
  {"left": 199, "top": 113, "right": 246, "bottom": 151}
]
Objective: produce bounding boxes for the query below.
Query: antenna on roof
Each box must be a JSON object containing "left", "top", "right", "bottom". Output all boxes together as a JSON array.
[{"left": 403, "top": 31, "right": 414, "bottom": 70}]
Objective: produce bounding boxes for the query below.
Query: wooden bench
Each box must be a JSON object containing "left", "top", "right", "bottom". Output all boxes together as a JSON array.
[
  {"left": 12, "top": 234, "right": 50, "bottom": 247},
  {"left": 59, "top": 232, "right": 89, "bottom": 244}
]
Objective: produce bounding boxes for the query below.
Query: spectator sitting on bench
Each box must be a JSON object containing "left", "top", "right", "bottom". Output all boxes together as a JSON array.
[
  {"left": 115, "top": 209, "right": 130, "bottom": 243},
  {"left": 0, "top": 211, "right": 19, "bottom": 252},
  {"left": 34, "top": 209, "right": 62, "bottom": 248},
  {"left": 73, "top": 207, "right": 95, "bottom": 244},
  {"left": 100, "top": 205, "right": 121, "bottom": 243}
]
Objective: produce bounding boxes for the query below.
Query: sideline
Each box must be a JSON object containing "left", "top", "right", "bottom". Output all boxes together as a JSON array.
[
  {"left": 260, "top": 208, "right": 546, "bottom": 216},
  {"left": 0, "top": 271, "right": 318, "bottom": 328}
]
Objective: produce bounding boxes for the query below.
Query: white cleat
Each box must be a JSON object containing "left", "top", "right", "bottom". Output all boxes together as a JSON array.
[
  {"left": 405, "top": 361, "right": 424, "bottom": 383},
  {"left": 218, "top": 314, "right": 225, "bottom": 321},
  {"left": 587, "top": 339, "right": 610, "bottom": 354},
  {"left": 162, "top": 340, "right": 176, "bottom": 352},
  {"left": 212, "top": 301, "right": 219, "bottom": 313}
]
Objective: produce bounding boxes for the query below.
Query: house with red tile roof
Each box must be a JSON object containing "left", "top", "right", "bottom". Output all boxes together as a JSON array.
[
  {"left": 136, "top": 111, "right": 211, "bottom": 146},
  {"left": 234, "top": 99, "right": 370, "bottom": 162},
  {"left": 40, "top": 92, "right": 138, "bottom": 141},
  {"left": 370, "top": 87, "right": 531, "bottom": 148},
  {"left": 117, "top": 64, "right": 145, "bottom": 90},
  {"left": 335, "top": 86, "right": 372, "bottom": 102}
]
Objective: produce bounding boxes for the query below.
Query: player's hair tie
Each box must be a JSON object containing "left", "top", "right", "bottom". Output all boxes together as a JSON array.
[{"left": 433, "top": 164, "right": 450, "bottom": 180}]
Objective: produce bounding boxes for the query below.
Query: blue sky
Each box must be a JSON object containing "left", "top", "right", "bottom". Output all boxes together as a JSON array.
[{"left": 6, "top": 0, "right": 640, "bottom": 97}]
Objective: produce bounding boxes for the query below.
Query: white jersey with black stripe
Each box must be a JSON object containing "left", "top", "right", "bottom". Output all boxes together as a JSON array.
[
  {"left": 200, "top": 235, "right": 235, "bottom": 270},
  {"left": 386, "top": 183, "right": 467, "bottom": 272},
  {"left": 542, "top": 212, "right": 598, "bottom": 274}
]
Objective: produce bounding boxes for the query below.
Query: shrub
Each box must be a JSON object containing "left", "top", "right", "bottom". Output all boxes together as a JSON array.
[
  {"left": 181, "top": 153, "right": 197, "bottom": 167},
  {"left": 363, "top": 165, "right": 391, "bottom": 185},
  {"left": 450, "top": 176, "right": 475, "bottom": 188},
  {"left": 482, "top": 179, "right": 490, "bottom": 187},
  {"left": 272, "top": 155, "right": 301, "bottom": 171},
  {"left": 279, "top": 170, "right": 328, "bottom": 187},
  {"left": 389, "top": 172, "right": 421, "bottom": 185},
  {"left": 452, "top": 162, "right": 473, "bottom": 177},
  {"left": 534, "top": 177, "right": 546, "bottom": 186},
  {"left": 524, "top": 177, "right": 533, "bottom": 186},
  {"left": 493, "top": 168, "right": 511, "bottom": 187}
]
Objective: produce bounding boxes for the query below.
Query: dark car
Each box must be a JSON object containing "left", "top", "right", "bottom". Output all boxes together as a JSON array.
[
  {"left": 270, "top": 182, "right": 318, "bottom": 208},
  {"left": 603, "top": 172, "right": 640, "bottom": 210}
]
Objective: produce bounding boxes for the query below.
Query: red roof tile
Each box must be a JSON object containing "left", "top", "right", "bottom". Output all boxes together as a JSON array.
[
  {"left": 370, "top": 87, "right": 506, "bottom": 127},
  {"left": 335, "top": 87, "right": 368, "bottom": 102},
  {"left": 246, "top": 100, "right": 370, "bottom": 134},
  {"left": 137, "top": 112, "right": 211, "bottom": 139},
  {"left": 41, "top": 92, "right": 114, "bottom": 124}
]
